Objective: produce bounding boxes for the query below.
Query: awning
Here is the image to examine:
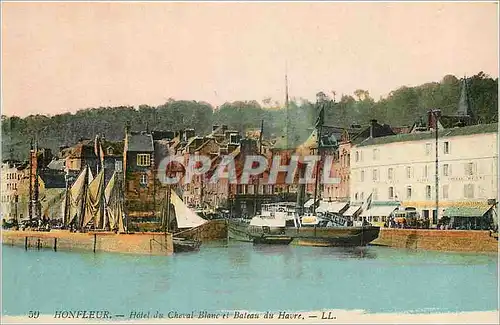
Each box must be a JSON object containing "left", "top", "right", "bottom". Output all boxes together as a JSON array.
[
  {"left": 360, "top": 205, "right": 398, "bottom": 217},
  {"left": 443, "top": 206, "right": 493, "bottom": 218},
  {"left": 316, "top": 201, "right": 348, "bottom": 213},
  {"left": 343, "top": 205, "right": 361, "bottom": 216},
  {"left": 304, "top": 199, "right": 316, "bottom": 208}
]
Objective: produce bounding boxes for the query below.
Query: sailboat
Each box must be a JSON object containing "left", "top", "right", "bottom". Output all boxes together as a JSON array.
[
  {"left": 63, "top": 166, "right": 127, "bottom": 232},
  {"left": 163, "top": 187, "right": 202, "bottom": 252}
]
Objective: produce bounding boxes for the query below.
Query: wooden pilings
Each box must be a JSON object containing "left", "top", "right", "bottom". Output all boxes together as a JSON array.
[
  {"left": 93, "top": 234, "right": 97, "bottom": 253},
  {"left": 25, "top": 237, "right": 28, "bottom": 250},
  {"left": 53, "top": 238, "right": 57, "bottom": 252}
]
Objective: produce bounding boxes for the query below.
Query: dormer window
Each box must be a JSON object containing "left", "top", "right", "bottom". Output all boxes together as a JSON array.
[
  {"left": 107, "top": 147, "right": 114, "bottom": 155},
  {"left": 137, "top": 154, "right": 151, "bottom": 167}
]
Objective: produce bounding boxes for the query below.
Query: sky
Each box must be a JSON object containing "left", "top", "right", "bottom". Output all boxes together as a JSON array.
[{"left": 1, "top": 1, "right": 498, "bottom": 117}]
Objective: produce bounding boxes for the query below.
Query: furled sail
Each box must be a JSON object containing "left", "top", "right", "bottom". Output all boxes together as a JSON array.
[
  {"left": 104, "top": 171, "right": 126, "bottom": 232},
  {"left": 170, "top": 189, "right": 207, "bottom": 229},
  {"left": 66, "top": 167, "right": 88, "bottom": 226},
  {"left": 41, "top": 188, "right": 65, "bottom": 220},
  {"left": 88, "top": 168, "right": 94, "bottom": 184},
  {"left": 82, "top": 169, "right": 104, "bottom": 228}
]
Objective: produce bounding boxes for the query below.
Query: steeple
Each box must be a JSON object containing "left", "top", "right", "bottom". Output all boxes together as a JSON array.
[{"left": 457, "top": 76, "right": 471, "bottom": 117}]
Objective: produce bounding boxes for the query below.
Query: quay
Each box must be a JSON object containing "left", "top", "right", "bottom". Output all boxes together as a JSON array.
[
  {"left": 371, "top": 228, "right": 498, "bottom": 253},
  {"left": 1, "top": 230, "right": 173, "bottom": 255}
]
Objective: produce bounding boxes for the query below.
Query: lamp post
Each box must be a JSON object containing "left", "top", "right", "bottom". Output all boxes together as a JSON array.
[{"left": 430, "top": 109, "right": 441, "bottom": 227}]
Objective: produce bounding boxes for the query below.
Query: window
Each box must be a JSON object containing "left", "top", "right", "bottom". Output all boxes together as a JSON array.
[
  {"left": 373, "top": 188, "right": 378, "bottom": 200},
  {"left": 360, "top": 192, "right": 364, "bottom": 201},
  {"left": 442, "top": 185, "right": 449, "bottom": 199},
  {"left": 388, "top": 168, "right": 394, "bottom": 181},
  {"left": 355, "top": 151, "right": 359, "bottom": 162},
  {"left": 406, "top": 166, "right": 413, "bottom": 179},
  {"left": 425, "top": 143, "right": 432, "bottom": 156},
  {"left": 423, "top": 165, "right": 429, "bottom": 178},
  {"left": 347, "top": 154, "right": 350, "bottom": 166},
  {"left": 443, "top": 164, "right": 450, "bottom": 176},
  {"left": 464, "top": 162, "right": 475, "bottom": 176},
  {"left": 444, "top": 141, "right": 450, "bottom": 154},
  {"left": 406, "top": 186, "right": 412, "bottom": 200},
  {"left": 137, "top": 154, "right": 151, "bottom": 167},
  {"left": 426, "top": 185, "right": 432, "bottom": 199},
  {"left": 360, "top": 170, "right": 365, "bottom": 182},
  {"left": 115, "top": 161, "right": 123, "bottom": 172},
  {"left": 140, "top": 174, "right": 148, "bottom": 186},
  {"left": 388, "top": 187, "right": 394, "bottom": 200},
  {"left": 372, "top": 169, "right": 378, "bottom": 181},
  {"left": 355, "top": 193, "right": 359, "bottom": 200},
  {"left": 373, "top": 149, "right": 379, "bottom": 160},
  {"left": 463, "top": 184, "right": 474, "bottom": 198}
]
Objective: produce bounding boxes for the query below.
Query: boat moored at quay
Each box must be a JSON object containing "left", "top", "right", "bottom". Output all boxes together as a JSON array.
[{"left": 228, "top": 203, "right": 381, "bottom": 247}]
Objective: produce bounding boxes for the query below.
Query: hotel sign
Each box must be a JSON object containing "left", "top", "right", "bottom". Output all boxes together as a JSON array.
[{"left": 449, "top": 176, "right": 485, "bottom": 182}]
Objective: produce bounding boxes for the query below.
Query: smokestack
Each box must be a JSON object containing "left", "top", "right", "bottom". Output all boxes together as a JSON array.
[{"left": 427, "top": 110, "right": 441, "bottom": 130}]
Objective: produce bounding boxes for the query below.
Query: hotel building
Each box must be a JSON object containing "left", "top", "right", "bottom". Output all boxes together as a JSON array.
[{"left": 350, "top": 123, "right": 498, "bottom": 228}]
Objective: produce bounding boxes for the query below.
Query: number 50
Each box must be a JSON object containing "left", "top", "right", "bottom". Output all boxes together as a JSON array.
[{"left": 28, "top": 311, "right": 40, "bottom": 318}]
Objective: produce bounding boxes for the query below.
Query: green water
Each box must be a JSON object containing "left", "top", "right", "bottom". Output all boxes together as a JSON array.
[{"left": 2, "top": 241, "right": 498, "bottom": 316}]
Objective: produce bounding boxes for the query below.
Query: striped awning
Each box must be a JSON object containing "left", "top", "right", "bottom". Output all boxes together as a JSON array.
[
  {"left": 304, "top": 199, "right": 318, "bottom": 208},
  {"left": 316, "top": 201, "right": 348, "bottom": 213},
  {"left": 343, "top": 205, "right": 361, "bottom": 216},
  {"left": 360, "top": 205, "right": 398, "bottom": 217},
  {"left": 443, "top": 206, "right": 493, "bottom": 218}
]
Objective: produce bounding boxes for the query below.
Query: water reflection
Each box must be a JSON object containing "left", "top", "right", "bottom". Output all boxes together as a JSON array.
[{"left": 306, "top": 246, "right": 378, "bottom": 259}]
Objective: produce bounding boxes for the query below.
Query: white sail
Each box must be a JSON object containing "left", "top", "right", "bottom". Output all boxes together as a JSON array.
[
  {"left": 67, "top": 167, "right": 88, "bottom": 226},
  {"left": 104, "top": 171, "right": 127, "bottom": 232},
  {"left": 170, "top": 189, "right": 207, "bottom": 229},
  {"left": 88, "top": 167, "right": 94, "bottom": 184},
  {"left": 82, "top": 169, "right": 104, "bottom": 228}
]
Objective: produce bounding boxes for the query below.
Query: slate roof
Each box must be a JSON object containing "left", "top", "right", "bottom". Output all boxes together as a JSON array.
[
  {"left": 357, "top": 123, "right": 497, "bottom": 147},
  {"left": 47, "top": 159, "right": 65, "bottom": 171},
  {"left": 127, "top": 133, "right": 154, "bottom": 152}
]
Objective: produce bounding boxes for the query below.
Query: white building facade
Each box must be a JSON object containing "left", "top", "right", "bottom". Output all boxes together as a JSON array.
[
  {"left": 350, "top": 124, "right": 498, "bottom": 227},
  {"left": 1, "top": 162, "right": 24, "bottom": 221}
]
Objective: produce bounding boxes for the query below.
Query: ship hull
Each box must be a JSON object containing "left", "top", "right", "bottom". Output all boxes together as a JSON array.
[{"left": 227, "top": 220, "right": 380, "bottom": 247}]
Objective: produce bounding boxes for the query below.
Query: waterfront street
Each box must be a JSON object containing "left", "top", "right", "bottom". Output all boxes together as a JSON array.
[{"left": 2, "top": 241, "right": 498, "bottom": 317}]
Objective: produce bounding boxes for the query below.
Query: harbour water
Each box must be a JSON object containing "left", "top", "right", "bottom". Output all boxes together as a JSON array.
[{"left": 2, "top": 241, "right": 498, "bottom": 317}]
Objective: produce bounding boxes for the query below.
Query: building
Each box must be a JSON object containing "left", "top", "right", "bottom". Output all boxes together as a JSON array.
[
  {"left": 350, "top": 123, "right": 498, "bottom": 228},
  {"left": 1, "top": 160, "right": 26, "bottom": 221},
  {"left": 123, "top": 129, "right": 156, "bottom": 221}
]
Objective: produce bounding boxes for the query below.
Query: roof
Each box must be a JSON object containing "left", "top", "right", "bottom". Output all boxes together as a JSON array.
[
  {"left": 357, "top": 123, "right": 498, "bottom": 147},
  {"left": 47, "top": 159, "right": 65, "bottom": 171},
  {"left": 40, "top": 170, "right": 66, "bottom": 188},
  {"left": 127, "top": 133, "right": 154, "bottom": 152}
]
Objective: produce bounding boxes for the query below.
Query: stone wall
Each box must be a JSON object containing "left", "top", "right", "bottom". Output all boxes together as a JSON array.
[
  {"left": 1, "top": 230, "right": 173, "bottom": 255},
  {"left": 372, "top": 228, "right": 498, "bottom": 252}
]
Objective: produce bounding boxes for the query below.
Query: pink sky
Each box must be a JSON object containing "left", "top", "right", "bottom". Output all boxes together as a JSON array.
[{"left": 1, "top": 2, "right": 498, "bottom": 117}]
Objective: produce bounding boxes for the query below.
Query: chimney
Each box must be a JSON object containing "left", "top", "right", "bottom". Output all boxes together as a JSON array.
[
  {"left": 212, "top": 125, "right": 220, "bottom": 132},
  {"left": 222, "top": 125, "right": 228, "bottom": 133},
  {"left": 369, "top": 119, "right": 377, "bottom": 138}
]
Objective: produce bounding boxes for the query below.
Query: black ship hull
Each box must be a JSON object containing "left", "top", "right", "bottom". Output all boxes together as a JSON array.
[{"left": 228, "top": 220, "right": 380, "bottom": 247}]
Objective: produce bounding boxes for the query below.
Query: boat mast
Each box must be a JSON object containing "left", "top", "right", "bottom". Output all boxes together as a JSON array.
[
  {"left": 80, "top": 165, "right": 89, "bottom": 231},
  {"left": 254, "top": 119, "right": 264, "bottom": 216},
  {"left": 313, "top": 101, "right": 324, "bottom": 216}
]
